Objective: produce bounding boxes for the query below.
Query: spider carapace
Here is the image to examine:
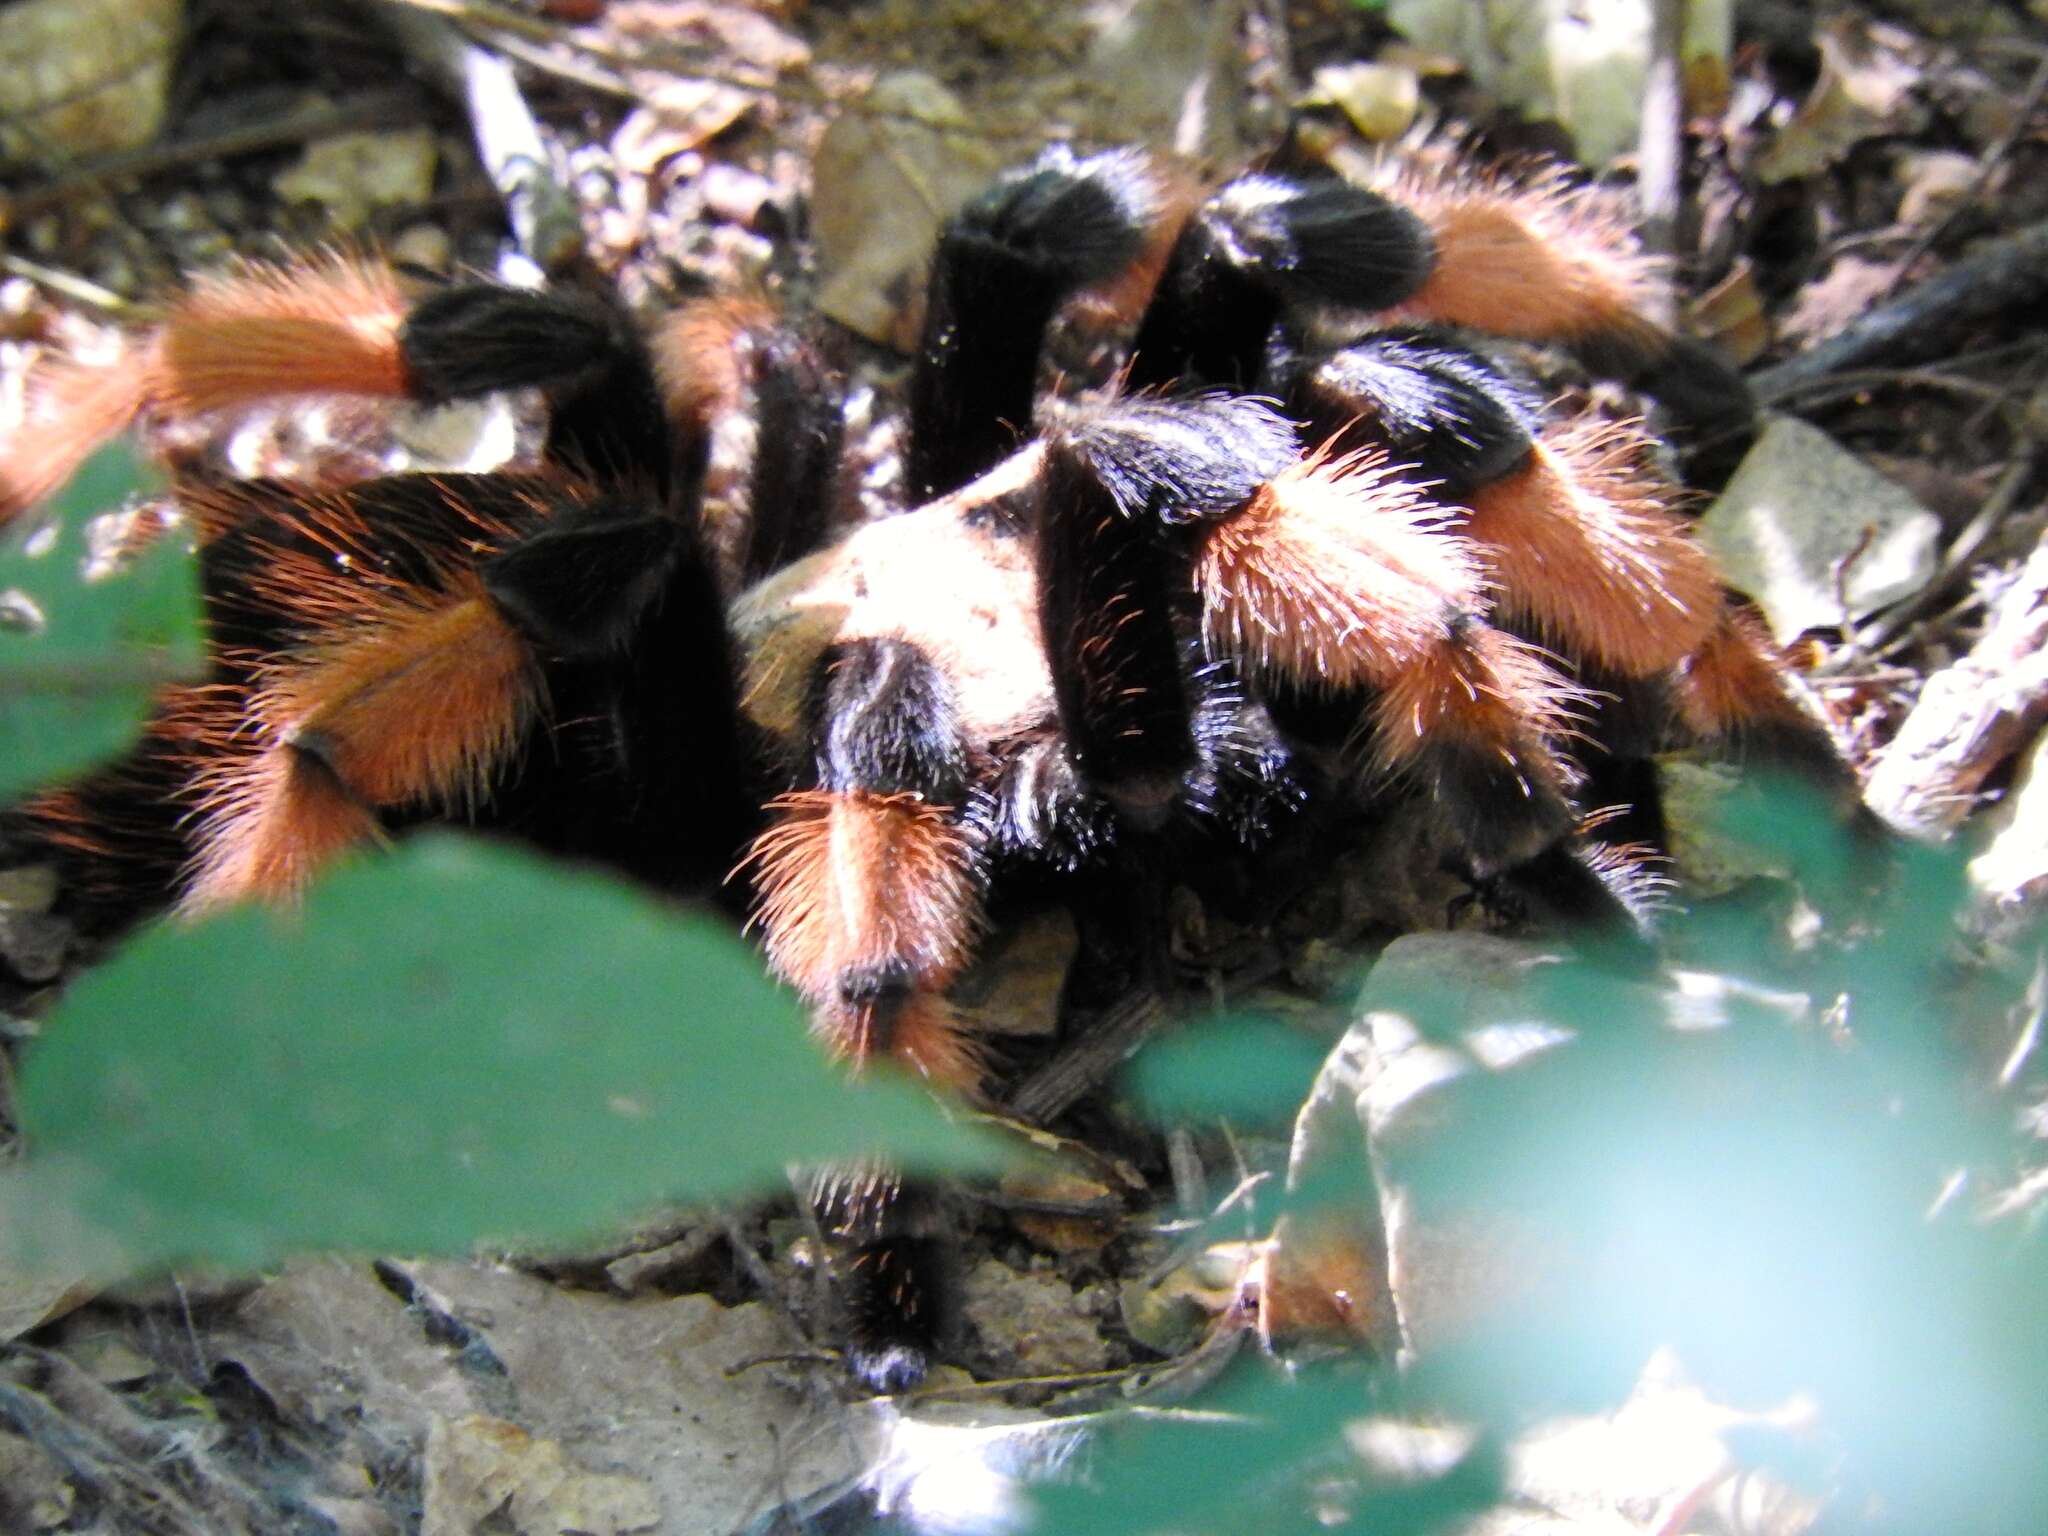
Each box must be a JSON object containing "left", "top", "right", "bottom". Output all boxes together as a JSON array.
[{"left": 0, "top": 143, "right": 1861, "bottom": 1389}]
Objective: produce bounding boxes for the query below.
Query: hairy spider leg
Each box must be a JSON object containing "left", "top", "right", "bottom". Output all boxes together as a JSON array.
[
  {"left": 745, "top": 636, "right": 986, "bottom": 1091},
  {"left": 1674, "top": 604, "right": 1862, "bottom": 803},
  {"left": 385, "top": 280, "right": 773, "bottom": 892},
  {"left": 1032, "top": 396, "right": 1298, "bottom": 826},
  {"left": 0, "top": 253, "right": 833, "bottom": 533},
  {"left": 176, "top": 480, "right": 545, "bottom": 912},
  {"left": 9, "top": 267, "right": 775, "bottom": 925},
  {"left": 1356, "top": 155, "right": 1753, "bottom": 441},
  {"left": 1028, "top": 391, "right": 1644, "bottom": 937},
  {"left": 906, "top": 145, "right": 1160, "bottom": 502},
  {"left": 654, "top": 295, "right": 847, "bottom": 588},
  {"left": 1293, "top": 332, "right": 1689, "bottom": 847},
  {"left": 809, "top": 1164, "right": 958, "bottom": 1394},
  {"left": 1126, "top": 172, "right": 1437, "bottom": 391},
  {"left": 12, "top": 474, "right": 541, "bottom": 925},
  {"left": 1198, "top": 453, "right": 1668, "bottom": 938},
  {"left": 1190, "top": 448, "right": 1585, "bottom": 874},
  {"left": 1296, "top": 331, "right": 1855, "bottom": 849},
  {"left": 1294, "top": 331, "right": 1723, "bottom": 676},
  {"left": 1117, "top": 159, "right": 1751, "bottom": 446},
  {"left": 0, "top": 253, "right": 411, "bottom": 525}
]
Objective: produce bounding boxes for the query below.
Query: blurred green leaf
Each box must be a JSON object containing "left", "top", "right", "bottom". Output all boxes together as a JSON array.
[
  {"left": 1130, "top": 1011, "right": 1328, "bottom": 1123},
  {"left": 1335, "top": 821, "right": 2048, "bottom": 1528},
  {"left": 0, "top": 443, "right": 200, "bottom": 799},
  {"left": 1026, "top": 1363, "right": 1498, "bottom": 1535},
  {"left": 7, "top": 835, "right": 1002, "bottom": 1275}
]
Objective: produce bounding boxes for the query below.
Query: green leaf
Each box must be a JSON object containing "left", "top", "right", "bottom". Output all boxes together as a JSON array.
[
  {"left": 6, "top": 835, "right": 1002, "bottom": 1276},
  {"left": 0, "top": 442, "right": 201, "bottom": 799},
  {"left": 1025, "top": 1364, "right": 1500, "bottom": 1535},
  {"left": 1130, "top": 1011, "right": 1328, "bottom": 1122}
]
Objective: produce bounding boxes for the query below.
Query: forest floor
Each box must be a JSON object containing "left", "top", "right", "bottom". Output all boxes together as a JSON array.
[{"left": 1, "top": 2, "right": 2046, "bottom": 1533}]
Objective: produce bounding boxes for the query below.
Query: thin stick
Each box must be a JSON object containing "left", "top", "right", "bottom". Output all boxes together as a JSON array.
[
  {"left": 375, "top": 1, "right": 585, "bottom": 272},
  {"left": 376, "top": 0, "right": 1046, "bottom": 141},
  {"left": 0, "top": 255, "right": 129, "bottom": 315},
  {"left": 1006, "top": 990, "right": 1166, "bottom": 1125},
  {"left": 1852, "top": 452, "right": 2035, "bottom": 657},
  {"left": 1634, "top": 0, "right": 1686, "bottom": 325},
  {"left": 1767, "top": 366, "right": 2015, "bottom": 411},
  {"left": 1754, "top": 217, "right": 2048, "bottom": 401},
  {"left": 477, "top": 20, "right": 642, "bottom": 102}
]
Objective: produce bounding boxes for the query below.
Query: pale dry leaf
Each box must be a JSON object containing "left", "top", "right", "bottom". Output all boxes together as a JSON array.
[{"left": 423, "top": 1415, "right": 661, "bottom": 1536}]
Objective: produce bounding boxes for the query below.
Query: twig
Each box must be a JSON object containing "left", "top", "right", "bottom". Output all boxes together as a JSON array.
[
  {"left": 1753, "top": 217, "right": 2048, "bottom": 401},
  {"left": 1867, "top": 582, "right": 1999, "bottom": 665},
  {"left": 1874, "top": 52, "right": 2048, "bottom": 305},
  {"left": 0, "top": 89, "right": 428, "bottom": 223},
  {"left": 1766, "top": 365, "right": 2016, "bottom": 412},
  {"left": 374, "top": 1, "right": 585, "bottom": 273},
  {"left": 383, "top": 0, "right": 795, "bottom": 94},
  {"left": 1864, "top": 521, "right": 2048, "bottom": 836},
  {"left": 1136, "top": 1166, "right": 1272, "bottom": 1289},
  {"left": 1634, "top": 0, "right": 1685, "bottom": 323},
  {"left": 1006, "top": 990, "right": 1166, "bottom": 1125},
  {"left": 474, "top": 19, "right": 642, "bottom": 102},
  {"left": 0, "top": 255, "right": 129, "bottom": 315},
  {"left": 1852, "top": 451, "right": 2036, "bottom": 656}
]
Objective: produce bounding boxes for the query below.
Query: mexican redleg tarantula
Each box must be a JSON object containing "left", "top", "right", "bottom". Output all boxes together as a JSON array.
[{"left": 0, "top": 143, "right": 1861, "bottom": 1387}]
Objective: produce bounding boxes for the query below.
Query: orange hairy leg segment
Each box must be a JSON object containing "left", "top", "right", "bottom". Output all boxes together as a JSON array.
[
  {"left": 744, "top": 789, "right": 983, "bottom": 1085},
  {"left": 1462, "top": 418, "right": 1721, "bottom": 676}
]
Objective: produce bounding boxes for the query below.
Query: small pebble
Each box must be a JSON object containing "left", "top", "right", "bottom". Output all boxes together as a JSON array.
[
  {"left": 156, "top": 191, "right": 209, "bottom": 234},
  {"left": 0, "top": 864, "right": 57, "bottom": 913},
  {"left": 0, "top": 908, "right": 70, "bottom": 983},
  {"left": 390, "top": 223, "right": 453, "bottom": 274}
]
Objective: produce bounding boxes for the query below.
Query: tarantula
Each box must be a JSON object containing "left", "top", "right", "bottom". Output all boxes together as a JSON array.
[{"left": 0, "top": 143, "right": 1858, "bottom": 1388}]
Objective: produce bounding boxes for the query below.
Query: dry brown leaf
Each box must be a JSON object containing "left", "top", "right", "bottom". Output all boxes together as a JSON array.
[
  {"left": 1757, "top": 17, "right": 1927, "bottom": 184},
  {"left": 1687, "top": 260, "right": 1769, "bottom": 367},
  {"left": 810, "top": 73, "right": 1004, "bottom": 348},
  {"left": 998, "top": 1166, "right": 1119, "bottom": 1254},
  {"left": 0, "top": 1265, "right": 93, "bottom": 1345},
  {"left": 610, "top": 81, "right": 754, "bottom": 175},
  {"left": 1777, "top": 254, "right": 1896, "bottom": 353}
]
